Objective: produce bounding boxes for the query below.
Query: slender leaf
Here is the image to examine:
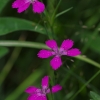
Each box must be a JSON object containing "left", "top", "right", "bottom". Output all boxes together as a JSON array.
[
  {"left": 0, "top": 17, "right": 47, "bottom": 36},
  {"left": 5, "top": 69, "right": 44, "bottom": 100},
  {"left": 90, "top": 91, "right": 100, "bottom": 100},
  {"left": 56, "top": 7, "right": 73, "bottom": 18}
]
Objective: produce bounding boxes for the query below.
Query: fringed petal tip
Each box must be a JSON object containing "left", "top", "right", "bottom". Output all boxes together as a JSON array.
[
  {"left": 12, "top": 0, "right": 20, "bottom": 8},
  {"left": 25, "top": 86, "right": 38, "bottom": 94},
  {"left": 67, "top": 48, "right": 81, "bottom": 57},
  {"left": 50, "top": 57, "right": 62, "bottom": 70},
  {"left": 52, "top": 84, "right": 62, "bottom": 93},
  {"left": 33, "top": 1, "right": 45, "bottom": 13},
  {"left": 60, "top": 39, "right": 74, "bottom": 50},
  {"left": 45, "top": 40, "right": 58, "bottom": 50},
  {"left": 37, "top": 50, "right": 53, "bottom": 58},
  {"left": 17, "top": 2, "right": 30, "bottom": 13}
]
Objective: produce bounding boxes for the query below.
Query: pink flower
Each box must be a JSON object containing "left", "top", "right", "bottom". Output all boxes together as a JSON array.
[
  {"left": 37, "top": 39, "right": 81, "bottom": 70},
  {"left": 12, "top": 0, "right": 45, "bottom": 13},
  {"left": 25, "top": 76, "right": 62, "bottom": 100}
]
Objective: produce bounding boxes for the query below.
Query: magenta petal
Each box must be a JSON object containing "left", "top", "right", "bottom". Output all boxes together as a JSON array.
[
  {"left": 17, "top": 2, "right": 30, "bottom": 13},
  {"left": 41, "top": 76, "right": 49, "bottom": 87},
  {"left": 51, "top": 85, "right": 62, "bottom": 93},
  {"left": 46, "top": 40, "right": 58, "bottom": 50},
  {"left": 25, "top": 86, "right": 38, "bottom": 94},
  {"left": 60, "top": 39, "right": 74, "bottom": 50},
  {"left": 28, "top": 94, "right": 36, "bottom": 100},
  {"left": 50, "top": 56, "right": 62, "bottom": 70},
  {"left": 28, "top": 94, "right": 47, "bottom": 100},
  {"left": 67, "top": 48, "right": 81, "bottom": 56},
  {"left": 32, "top": 1, "right": 45, "bottom": 13},
  {"left": 37, "top": 50, "right": 53, "bottom": 58},
  {"left": 12, "top": 0, "right": 22, "bottom": 8}
]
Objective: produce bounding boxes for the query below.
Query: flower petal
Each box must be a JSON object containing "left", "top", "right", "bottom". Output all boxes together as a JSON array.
[
  {"left": 50, "top": 56, "right": 62, "bottom": 70},
  {"left": 60, "top": 39, "right": 74, "bottom": 50},
  {"left": 28, "top": 94, "right": 47, "bottom": 100},
  {"left": 32, "top": 1, "right": 45, "bottom": 13},
  {"left": 46, "top": 40, "right": 58, "bottom": 50},
  {"left": 25, "top": 86, "right": 38, "bottom": 94},
  {"left": 51, "top": 85, "right": 62, "bottom": 93},
  {"left": 67, "top": 48, "right": 81, "bottom": 56},
  {"left": 42, "top": 76, "right": 49, "bottom": 87},
  {"left": 12, "top": 0, "right": 23, "bottom": 8},
  {"left": 37, "top": 50, "right": 53, "bottom": 58},
  {"left": 18, "top": 2, "right": 30, "bottom": 13}
]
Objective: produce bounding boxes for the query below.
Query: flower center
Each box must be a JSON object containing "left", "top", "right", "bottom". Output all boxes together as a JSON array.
[
  {"left": 26, "top": 0, "right": 37, "bottom": 3},
  {"left": 36, "top": 86, "right": 50, "bottom": 96},
  {"left": 52, "top": 48, "right": 66, "bottom": 57}
]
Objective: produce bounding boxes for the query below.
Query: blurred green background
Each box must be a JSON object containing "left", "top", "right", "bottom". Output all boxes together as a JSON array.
[{"left": 0, "top": 0, "right": 100, "bottom": 100}]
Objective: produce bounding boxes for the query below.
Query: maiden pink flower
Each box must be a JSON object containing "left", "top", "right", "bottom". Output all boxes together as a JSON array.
[
  {"left": 12, "top": 0, "right": 45, "bottom": 13},
  {"left": 25, "top": 76, "right": 62, "bottom": 100},
  {"left": 37, "top": 39, "right": 81, "bottom": 70}
]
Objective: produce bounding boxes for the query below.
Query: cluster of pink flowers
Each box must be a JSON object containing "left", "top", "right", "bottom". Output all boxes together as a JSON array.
[
  {"left": 25, "top": 39, "right": 81, "bottom": 100},
  {"left": 12, "top": 0, "right": 81, "bottom": 100}
]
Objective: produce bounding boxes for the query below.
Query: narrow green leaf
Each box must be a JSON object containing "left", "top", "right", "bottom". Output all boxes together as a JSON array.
[
  {"left": 0, "top": 40, "right": 100, "bottom": 69},
  {"left": 56, "top": 7, "right": 73, "bottom": 18},
  {"left": 0, "top": 47, "right": 8, "bottom": 58},
  {"left": 5, "top": 69, "right": 44, "bottom": 100},
  {"left": 90, "top": 91, "right": 100, "bottom": 100},
  {"left": 0, "top": 17, "right": 47, "bottom": 36}
]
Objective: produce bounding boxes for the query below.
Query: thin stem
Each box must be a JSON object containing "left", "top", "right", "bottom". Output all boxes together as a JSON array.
[
  {"left": 51, "top": 0, "right": 62, "bottom": 25},
  {"left": 70, "top": 70, "right": 100, "bottom": 100},
  {"left": 75, "top": 55, "right": 100, "bottom": 68},
  {"left": 0, "top": 47, "right": 21, "bottom": 86},
  {"left": 0, "top": 41, "right": 100, "bottom": 69},
  {"left": 0, "top": 36, "right": 26, "bottom": 86},
  {"left": 0, "top": 40, "right": 48, "bottom": 49}
]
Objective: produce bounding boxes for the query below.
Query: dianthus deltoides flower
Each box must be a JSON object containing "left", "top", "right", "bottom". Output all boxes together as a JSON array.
[
  {"left": 25, "top": 76, "right": 62, "bottom": 100},
  {"left": 12, "top": 0, "right": 45, "bottom": 13},
  {"left": 38, "top": 39, "right": 81, "bottom": 70}
]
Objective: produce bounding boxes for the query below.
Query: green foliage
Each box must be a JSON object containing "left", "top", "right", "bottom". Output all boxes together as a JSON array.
[
  {"left": 0, "top": 0, "right": 100, "bottom": 100},
  {"left": 0, "top": 1, "right": 9, "bottom": 12},
  {"left": 0, "top": 17, "right": 47, "bottom": 36},
  {"left": 0, "top": 47, "right": 9, "bottom": 58},
  {"left": 90, "top": 91, "right": 100, "bottom": 100}
]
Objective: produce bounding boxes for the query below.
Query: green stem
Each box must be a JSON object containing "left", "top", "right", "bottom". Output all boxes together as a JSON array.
[
  {"left": 0, "top": 40, "right": 48, "bottom": 49},
  {"left": 0, "top": 40, "right": 100, "bottom": 69},
  {"left": 51, "top": 0, "right": 62, "bottom": 25},
  {"left": 70, "top": 70, "right": 100, "bottom": 100},
  {"left": 0, "top": 47, "right": 21, "bottom": 86},
  {"left": 75, "top": 56, "right": 100, "bottom": 68},
  {"left": 0, "top": 35, "right": 26, "bottom": 86}
]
